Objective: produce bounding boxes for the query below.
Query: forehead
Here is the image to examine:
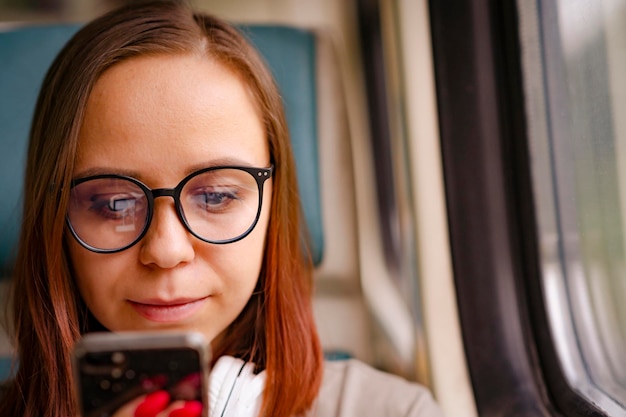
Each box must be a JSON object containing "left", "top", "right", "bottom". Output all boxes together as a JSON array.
[{"left": 74, "top": 53, "right": 268, "bottom": 182}]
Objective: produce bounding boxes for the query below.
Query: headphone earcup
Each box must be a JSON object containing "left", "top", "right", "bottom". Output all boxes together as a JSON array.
[{"left": 209, "top": 356, "right": 266, "bottom": 417}]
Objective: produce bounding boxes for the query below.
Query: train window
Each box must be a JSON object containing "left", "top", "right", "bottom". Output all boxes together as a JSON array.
[{"left": 518, "top": 0, "right": 626, "bottom": 413}]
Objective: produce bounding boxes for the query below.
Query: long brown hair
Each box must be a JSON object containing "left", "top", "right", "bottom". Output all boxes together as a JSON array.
[{"left": 0, "top": 2, "right": 323, "bottom": 416}]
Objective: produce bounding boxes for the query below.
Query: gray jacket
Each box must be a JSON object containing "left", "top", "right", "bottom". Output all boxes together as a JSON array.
[{"left": 308, "top": 359, "right": 444, "bottom": 417}]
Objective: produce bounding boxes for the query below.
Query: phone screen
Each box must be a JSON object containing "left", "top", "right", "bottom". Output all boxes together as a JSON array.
[{"left": 73, "top": 332, "right": 209, "bottom": 417}]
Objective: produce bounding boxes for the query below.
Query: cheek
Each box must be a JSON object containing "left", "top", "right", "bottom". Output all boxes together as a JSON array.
[
  {"left": 208, "top": 196, "right": 271, "bottom": 300},
  {"left": 68, "top": 238, "right": 98, "bottom": 296},
  {"left": 228, "top": 183, "right": 271, "bottom": 272},
  {"left": 211, "top": 230, "right": 267, "bottom": 291},
  {"left": 67, "top": 237, "right": 131, "bottom": 306}
]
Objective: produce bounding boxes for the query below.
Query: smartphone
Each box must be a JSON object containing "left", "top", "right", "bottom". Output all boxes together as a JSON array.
[{"left": 72, "top": 331, "right": 211, "bottom": 417}]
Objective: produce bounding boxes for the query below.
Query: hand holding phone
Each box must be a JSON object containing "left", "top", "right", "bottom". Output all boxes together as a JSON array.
[{"left": 72, "top": 332, "right": 210, "bottom": 417}]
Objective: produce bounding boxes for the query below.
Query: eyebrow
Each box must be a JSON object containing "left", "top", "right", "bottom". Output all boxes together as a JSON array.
[
  {"left": 72, "top": 157, "right": 267, "bottom": 181},
  {"left": 72, "top": 167, "right": 139, "bottom": 180},
  {"left": 183, "top": 157, "right": 263, "bottom": 175}
]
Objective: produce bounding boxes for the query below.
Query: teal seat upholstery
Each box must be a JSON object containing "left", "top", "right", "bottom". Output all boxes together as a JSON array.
[
  {"left": 244, "top": 25, "right": 323, "bottom": 266},
  {"left": 0, "top": 23, "right": 323, "bottom": 271},
  {"left": 0, "top": 22, "right": 324, "bottom": 379}
]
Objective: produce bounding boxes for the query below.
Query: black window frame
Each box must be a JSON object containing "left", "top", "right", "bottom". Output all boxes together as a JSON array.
[{"left": 428, "top": 0, "right": 608, "bottom": 416}]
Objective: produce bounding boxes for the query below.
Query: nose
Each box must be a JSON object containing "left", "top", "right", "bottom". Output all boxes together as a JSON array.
[{"left": 138, "top": 198, "right": 195, "bottom": 268}]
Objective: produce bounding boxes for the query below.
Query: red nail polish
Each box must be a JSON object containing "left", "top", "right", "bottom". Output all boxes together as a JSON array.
[
  {"left": 141, "top": 374, "right": 169, "bottom": 390},
  {"left": 179, "top": 372, "right": 201, "bottom": 389},
  {"left": 168, "top": 400, "right": 203, "bottom": 417},
  {"left": 134, "top": 390, "right": 171, "bottom": 417}
]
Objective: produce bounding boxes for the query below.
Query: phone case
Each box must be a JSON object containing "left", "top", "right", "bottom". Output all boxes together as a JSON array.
[{"left": 72, "top": 331, "right": 211, "bottom": 417}]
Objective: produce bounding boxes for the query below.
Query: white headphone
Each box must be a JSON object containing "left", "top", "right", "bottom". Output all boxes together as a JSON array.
[{"left": 209, "top": 356, "right": 266, "bottom": 417}]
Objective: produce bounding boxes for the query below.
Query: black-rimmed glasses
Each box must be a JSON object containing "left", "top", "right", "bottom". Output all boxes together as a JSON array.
[{"left": 67, "top": 165, "right": 273, "bottom": 253}]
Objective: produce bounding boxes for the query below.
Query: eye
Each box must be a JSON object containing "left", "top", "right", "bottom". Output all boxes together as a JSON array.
[
  {"left": 89, "top": 193, "right": 145, "bottom": 219},
  {"left": 188, "top": 188, "right": 240, "bottom": 213}
]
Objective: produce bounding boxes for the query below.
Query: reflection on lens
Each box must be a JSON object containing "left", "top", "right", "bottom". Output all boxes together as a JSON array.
[{"left": 68, "top": 177, "right": 149, "bottom": 251}]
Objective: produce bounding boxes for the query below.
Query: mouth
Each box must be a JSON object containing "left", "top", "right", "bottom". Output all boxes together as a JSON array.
[{"left": 128, "top": 297, "right": 208, "bottom": 323}]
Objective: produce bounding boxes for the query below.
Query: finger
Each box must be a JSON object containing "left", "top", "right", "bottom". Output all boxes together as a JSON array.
[
  {"left": 134, "top": 390, "right": 171, "bottom": 417},
  {"left": 154, "top": 400, "right": 185, "bottom": 417},
  {"left": 170, "top": 372, "right": 201, "bottom": 401},
  {"left": 168, "top": 401, "right": 203, "bottom": 417},
  {"left": 111, "top": 395, "right": 146, "bottom": 417}
]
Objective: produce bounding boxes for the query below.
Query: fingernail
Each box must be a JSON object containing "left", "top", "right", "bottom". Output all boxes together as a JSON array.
[
  {"left": 179, "top": 372, "right": 201, "bottom": 388},
  {"left": 168, "top": 401, "right": 203, "bottom": 417},
  {"left": 141, "top": 374, "right": 168, "bottom": 390},
  {"left": 134, "top": 390, "right": 171, "bottom": 417}
]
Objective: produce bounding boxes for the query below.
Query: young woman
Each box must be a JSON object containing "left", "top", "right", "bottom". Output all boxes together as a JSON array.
[{"left": 0, "top": 1, "right": 443, "bottom": 416}]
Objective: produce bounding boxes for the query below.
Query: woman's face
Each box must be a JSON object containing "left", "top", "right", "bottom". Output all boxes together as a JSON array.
[{"left": 68, "top": 53, "right": 271, "bottom": 348}]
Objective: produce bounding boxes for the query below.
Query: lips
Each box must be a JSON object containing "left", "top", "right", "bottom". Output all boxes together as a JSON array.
[{"left": 128, "top": 297, "right": 208, "bottom": 323}]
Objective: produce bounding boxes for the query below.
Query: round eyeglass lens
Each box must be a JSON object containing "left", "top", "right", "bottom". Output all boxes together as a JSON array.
[
  {"left": 180, "top": 168, "right": 261, "bottom": 243},
  {"left": 68, "top": 178, "right": 149, "bottom": 251}
]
